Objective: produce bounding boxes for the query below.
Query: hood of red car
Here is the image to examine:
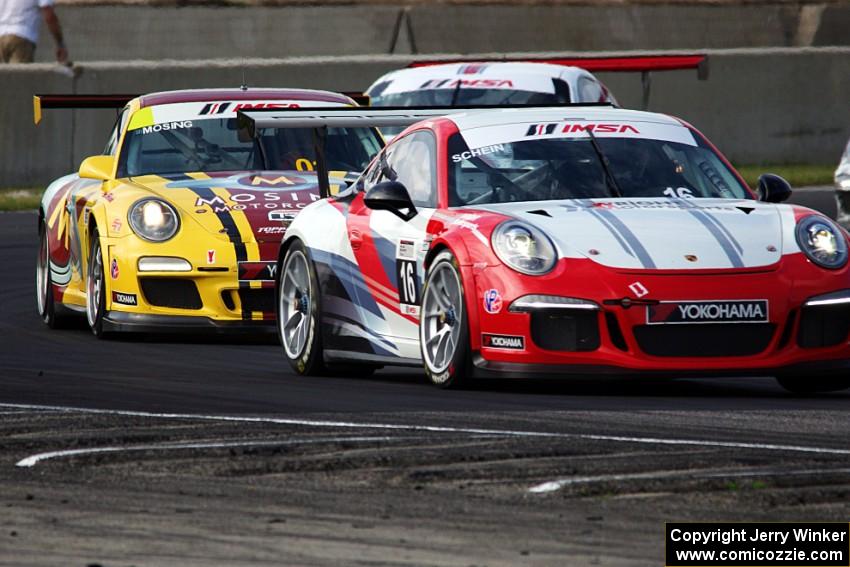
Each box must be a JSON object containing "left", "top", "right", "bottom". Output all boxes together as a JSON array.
[{"left": 471, "top": 198, "right": 791, "bottom": 271}]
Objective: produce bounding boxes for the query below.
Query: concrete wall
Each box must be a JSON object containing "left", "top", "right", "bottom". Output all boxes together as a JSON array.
[
  {"left": 3, "top": 47, "right": 849, "bottom": 187},
  {"left": 31, "top": 2, "right": 849, "bottom": 63}
]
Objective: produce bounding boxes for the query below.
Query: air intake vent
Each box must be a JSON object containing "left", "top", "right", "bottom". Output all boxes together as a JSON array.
[{"left": 140, "top": 278, "right": 202, "bottom": 310}]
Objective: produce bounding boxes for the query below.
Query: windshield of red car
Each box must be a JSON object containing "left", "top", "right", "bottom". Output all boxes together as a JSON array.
[
  {"left": 446, "top": 131, "right": 750, "bottom": 207},
  {"left": 117, "top": 118, "right": 383, "bottom": 177}
]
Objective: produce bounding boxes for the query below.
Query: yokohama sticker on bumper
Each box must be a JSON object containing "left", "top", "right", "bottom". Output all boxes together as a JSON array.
[
  {"left": 482, "top": 333, "right": 525, "bottom": 350},
  {"left": 647, "top": 300, "right": 769, "bottom": 325}
]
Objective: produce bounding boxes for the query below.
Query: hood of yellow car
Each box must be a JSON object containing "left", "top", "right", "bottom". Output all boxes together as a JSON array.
[{"left": 127, "top": 170, "right": 348, "bottom": 243}]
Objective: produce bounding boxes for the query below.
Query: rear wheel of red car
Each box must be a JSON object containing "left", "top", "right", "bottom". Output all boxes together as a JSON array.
[
  {"left": 36, "top": 218, "right": 67, "bottom": 329},
  {"left": 419, "top": 250, "right": 471, "bottom": 388},
  {"left": 86, "top": 230, "right": 108, "bottom": 338},
  {"left": 279, "top": 241, "right": 326, "bottom": 376},
  {"left": 278, "top": 242, "right": 380, "bottom": 378},
  {"left": 776, "top": 374, "right": 850, "bottom": 394}
]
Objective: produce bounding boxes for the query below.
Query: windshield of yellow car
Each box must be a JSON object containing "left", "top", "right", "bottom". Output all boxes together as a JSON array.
[{"left": 117, "top": 118, "right": 383, "bottom": 177}]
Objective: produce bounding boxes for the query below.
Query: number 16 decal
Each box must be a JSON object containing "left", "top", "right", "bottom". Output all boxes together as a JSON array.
[
  {"left": 398, "top": 260, "right": 418, "bottom": 304},
  {"left": 397, "top": 259, "right": 419, "bottom": 315}
]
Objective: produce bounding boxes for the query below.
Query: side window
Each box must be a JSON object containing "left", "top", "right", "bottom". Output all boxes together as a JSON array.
[
  {"left": 103, "top": 106, "right": 129, "bottom": 156},
  {"left": 379, "top": 131, "right": 437, "bottom": 208},
  {"left": 355, "top": 152, "right": 383, "bottom": 193},
  {"left": 576, "top": 77, "right": 603, "bottom": 103},
  {"left": 552, "top": 78, "right": 571, "bottom": 103}
]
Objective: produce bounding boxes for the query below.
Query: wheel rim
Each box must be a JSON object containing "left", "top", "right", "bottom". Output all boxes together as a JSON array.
[
  {"left": 279, "top": 250, "right": 312, "bottom": 359},
  {"left": 420, "top": 262, "right": 463, "bottom": 376},
  {"left": 86, "top": 241, "right": 103, "bottom": 328},
  {"left": 36, "top": 229, "right": 49, "bottom": 316}
]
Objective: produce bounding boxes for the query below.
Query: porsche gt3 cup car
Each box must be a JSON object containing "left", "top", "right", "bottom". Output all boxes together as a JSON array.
[
  {"left": 365, "top": 54, "right": 710, "bottom": 139},
  {"left": 35, "top": 88, "right": 383, "bottom": 336},
  {"left": 366, "top": 61, "right": 617, "bottom": 140},
  {"left": 238, "top": 105, "right": 850, "bottom": 392}
]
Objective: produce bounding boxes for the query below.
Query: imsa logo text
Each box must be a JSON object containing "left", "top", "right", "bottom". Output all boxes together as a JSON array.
[{"left": 482, "top": 333, "right": 525, "bottom": 350}]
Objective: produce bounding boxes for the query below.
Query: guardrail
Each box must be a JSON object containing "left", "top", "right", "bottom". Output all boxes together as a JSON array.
[{"left": 2, "top": 47, "right": 848, "bottom": 187}]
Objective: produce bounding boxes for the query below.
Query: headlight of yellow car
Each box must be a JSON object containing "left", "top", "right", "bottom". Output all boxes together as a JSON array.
[{"left": 128, "top": 198, "right": 180, "bottom": 242}]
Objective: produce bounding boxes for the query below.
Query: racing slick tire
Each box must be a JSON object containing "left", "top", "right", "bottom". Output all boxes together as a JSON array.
[
  {"left": 419, "top": 250, "right": 472, "bottom": 388},
  {"left": 278, "top": 240, "right": 327, "bottom": 376},
  {"left": 775, "top": 374, "right": 850, "bottom": 394},
  {"left": 278, "top": 241, "right": 382, "bottom": 379},
  {"left": 36, "top": 217, "right": 69, "bottom": 329},
  {"left": 85, "top": 229, "right": 109, "bottom": 338}
]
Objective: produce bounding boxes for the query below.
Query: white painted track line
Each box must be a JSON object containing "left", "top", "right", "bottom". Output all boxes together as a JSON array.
[
  {"left": 16, "top": 435, "right": 397, "bottom": 468},
  {"left": 529, "top": 466, "right": 850, "bottom": 494},
  {"left": 4, "top": 402, "right": 850, "bottom": 462}
]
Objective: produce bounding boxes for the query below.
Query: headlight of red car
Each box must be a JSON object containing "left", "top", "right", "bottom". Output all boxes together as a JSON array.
[
  {"left": 795, "top": 215, "right": 848, "bottom": 269},
  {"left": 491, "top": 220, "right": 557, "bottom": 275}
]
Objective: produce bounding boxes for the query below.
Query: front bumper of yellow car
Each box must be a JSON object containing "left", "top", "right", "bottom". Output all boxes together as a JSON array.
[{"left": 100, "top": 233, "right": 278, "bottom": 335}]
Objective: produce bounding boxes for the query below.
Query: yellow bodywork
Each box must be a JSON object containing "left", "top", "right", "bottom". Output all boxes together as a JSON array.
[{"left": 40, "top": 94, "right": 356, "bottom": 329}]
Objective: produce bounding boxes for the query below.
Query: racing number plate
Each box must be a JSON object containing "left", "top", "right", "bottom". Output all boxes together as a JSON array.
[
  {"left": 646, "top": 300, "right": 769, "bottom": 325},
  {"left": 397, "top": 259, "right": 419, "bottom": 315}
]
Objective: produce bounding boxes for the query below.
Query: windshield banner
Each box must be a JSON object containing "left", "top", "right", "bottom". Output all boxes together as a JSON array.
[
  {"left": 127, "top": 100, "right": 347, "bottom": 132},
  {"left": 461, "top": 120, "right": 698, "bottom": 151},
  {"left": 380, "top": 74, "right": 556, "bottom": 96}
]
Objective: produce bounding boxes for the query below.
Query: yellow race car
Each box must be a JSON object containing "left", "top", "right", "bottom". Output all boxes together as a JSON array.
[{"left": 35, "top": 88, "right": 382, "bottom": 336}]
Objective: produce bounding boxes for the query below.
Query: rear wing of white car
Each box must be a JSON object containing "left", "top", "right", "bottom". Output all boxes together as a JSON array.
[
  {"left": 406, "top": 53, "right": 709, "bottom": 110},
  {"left": 236, "top": 103, "right": 614, "bottom": 198}
]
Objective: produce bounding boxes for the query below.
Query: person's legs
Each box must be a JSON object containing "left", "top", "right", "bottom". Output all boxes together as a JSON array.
[
  {"left": 0, "top": 35, "right": 35, "bottom": 63},
  {"left": 0, "top": 35, "right": 11, "bottom": 63}
]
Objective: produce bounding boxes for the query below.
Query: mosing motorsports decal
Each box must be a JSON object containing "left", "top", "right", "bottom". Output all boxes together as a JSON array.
[{"left": 647, "top": 300, "right": 768, "bottom": 325}]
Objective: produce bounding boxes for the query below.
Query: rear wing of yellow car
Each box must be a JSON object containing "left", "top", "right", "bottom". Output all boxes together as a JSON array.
[
  {"left": 236, "top": 102, "right": 614, "bottom": 199},
  {"left": 32, "top": 92, "right": 370, "bottom": 125},
  {"left": 33, "top": 94, "right": 136, "bottom": 124}
]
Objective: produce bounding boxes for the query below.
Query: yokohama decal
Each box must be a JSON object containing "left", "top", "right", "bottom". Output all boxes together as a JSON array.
[
  {"left": 238, "top": 261, "right": 277, "bottom": 282},
  {"left": 482, "top": 333, "right": 525, "bottom": 350},
  {"left": 112, "top": 291, "right": 137, "bottom": 306},
  {"left": 647, "top": 300, "right": 768, "bottom": 325}
]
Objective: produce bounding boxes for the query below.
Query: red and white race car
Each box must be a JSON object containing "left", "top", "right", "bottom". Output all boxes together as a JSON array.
[{"left": 238, "top": 105, "right": 850, "bottom": 392}]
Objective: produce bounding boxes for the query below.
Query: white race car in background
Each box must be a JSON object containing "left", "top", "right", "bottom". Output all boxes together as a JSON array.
[{"left": 366, "top": 61, "right": 617, "bottom": 139}]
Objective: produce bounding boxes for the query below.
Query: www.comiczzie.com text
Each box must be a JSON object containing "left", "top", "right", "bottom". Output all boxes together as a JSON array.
[{"left": 666, "top": 523, "right": 850, "bottom": 566}]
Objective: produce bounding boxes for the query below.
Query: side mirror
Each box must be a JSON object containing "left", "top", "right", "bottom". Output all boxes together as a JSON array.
[
  {"left": 757, "top": 173, "right": 792, "bottom": 203},
  {"left": 364, "top": 180, "right": 417, "bottom": 221},
  {"left": 79, "top": 155, "right": 116, "bottom": 181}
]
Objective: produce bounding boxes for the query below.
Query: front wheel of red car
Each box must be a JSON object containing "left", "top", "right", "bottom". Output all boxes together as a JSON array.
[
  {"left": 419, "top": 250, "right": 471, "bottom": 388},
  {"left": 776, "top": 374, "right": 850, "bottom": 394}
]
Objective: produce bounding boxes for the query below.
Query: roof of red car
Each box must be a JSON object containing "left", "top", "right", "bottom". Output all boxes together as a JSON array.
[{"left": 140, "top": 88, "right": 353, "bottom": 108}]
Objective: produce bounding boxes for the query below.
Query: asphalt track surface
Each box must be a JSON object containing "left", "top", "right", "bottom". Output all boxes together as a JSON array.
[{"left": 1, "top": 188, "right": 849, "bottom": 566}]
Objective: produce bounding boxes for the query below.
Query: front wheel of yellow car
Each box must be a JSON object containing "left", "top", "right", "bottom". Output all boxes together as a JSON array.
[{"left": 86, "top": 230, "right": 108, "bottom": 338}]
